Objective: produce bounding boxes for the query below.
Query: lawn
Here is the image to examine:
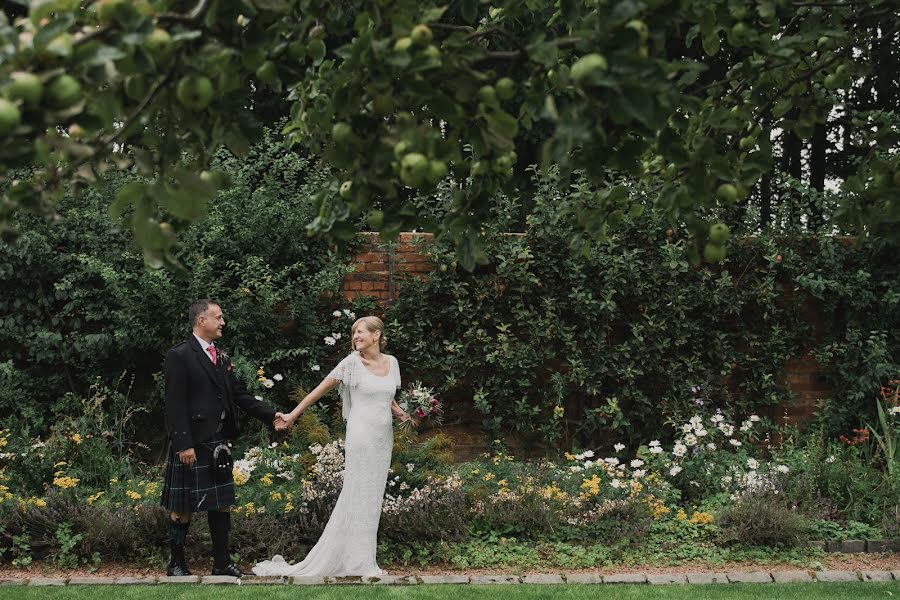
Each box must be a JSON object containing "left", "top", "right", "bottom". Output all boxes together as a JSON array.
[{"left": 2, "top": 584, "right": 897, "bottom": 600}]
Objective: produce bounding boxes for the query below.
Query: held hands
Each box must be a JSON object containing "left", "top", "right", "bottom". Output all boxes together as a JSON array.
[{"left": 274, "top": 412, "right": 296, "bottom": 431}]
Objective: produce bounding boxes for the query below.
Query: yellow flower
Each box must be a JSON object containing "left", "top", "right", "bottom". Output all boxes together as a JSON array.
[
  {"left": 109, "top": 478, "right": 118, "bottom": 484},
  {"left": 233, "top": 470, "right": 249, "bottom": 486},
  {"left": 53, "top": 476, "right": 80, "bottom": 489},
  {"left": 260, "top": 473, "right": 274, "bottom": 486},
  {"left": 675, "top": 508, "right": 688, "bottom": 521},
  {"left": 244, "top": 502, "right": 255, "bottom": 512},
  {"left": 87, "top": 492, "right": 104, "bottom": 505},
  {"left": 497, "top": 479, "right": 507, "bottom": 487},
  {"left": 284, "top": 502, "right": 294, "bottom": 513},
  {"left": 470, "top": 469, "right": 480, "bottom": 475},
  {"left": 54, "top": 461, "right": 68, "bottom": 467},
  {"left": 482, "top": 472, "right": 495, "bottom": 481},
  {"left": 553, "top": 405, "right": 564, "bottom": 417},
  {"left": 125, "top": 490, "right": 142, "bottom": 501},
  {"left": 270, "top": 491, "right": 283, "bottom": 501},
  {"left": 34, "top": 498, "right": 47, "bottom": 508},
  {"left": 144, "top": 482, "right": 159, "bottom": 495},
  {"left": 69, "top": 433, "right": 82, "bottom": 445},
  {"left": 689, "top": 511, "right": 714, "bottom": 525}
]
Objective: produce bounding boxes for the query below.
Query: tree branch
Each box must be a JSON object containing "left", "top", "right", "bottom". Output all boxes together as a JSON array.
[{"left": 157, "top": 0, "right": 212, "bottom": 24}]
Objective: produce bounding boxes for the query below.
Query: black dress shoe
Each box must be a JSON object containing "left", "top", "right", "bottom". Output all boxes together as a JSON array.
[
  {"left": 166, "top": 563, "right": 192, "bottom": 576},
  {"left": 211, "top": 564, "right": 246, "bottom": 577}
]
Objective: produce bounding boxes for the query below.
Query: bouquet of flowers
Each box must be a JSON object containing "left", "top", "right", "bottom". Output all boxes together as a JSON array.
[{"left": 397, "top": 381, "right": 442, "bottom": 433}]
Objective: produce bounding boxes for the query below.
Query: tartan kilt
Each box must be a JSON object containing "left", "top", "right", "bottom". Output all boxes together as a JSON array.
[{"left": 160, "top": 435, "right": 235, "bottom": 513}]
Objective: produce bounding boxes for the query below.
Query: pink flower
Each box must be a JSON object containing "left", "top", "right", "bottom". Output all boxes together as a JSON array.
[
  {"left": 415, "top": 407, "right": 427, "bottom": 418},
  {"left": 431, "top": 398, "right": 438, "bottom": 406}
]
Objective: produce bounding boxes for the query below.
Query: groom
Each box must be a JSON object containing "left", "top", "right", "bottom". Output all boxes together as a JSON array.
[{"left": 160, "top": 299, "right": 287, "bottom": 577}]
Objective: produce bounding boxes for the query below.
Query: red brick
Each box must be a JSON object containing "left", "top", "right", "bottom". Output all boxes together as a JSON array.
[{"left": 356, "top": 252, "right": 388, "bottom": 263}]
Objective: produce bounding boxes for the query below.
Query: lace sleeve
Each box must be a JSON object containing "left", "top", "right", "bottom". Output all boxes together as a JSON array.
[
  {"left": 327, "top": 353, "right": 357, "bottom": 384},
  {"left": 392, "top": 355, "right": 401, "bottom": 390},
  {"left": 327, "top": 353, "right": 358, "bottom": 420}
]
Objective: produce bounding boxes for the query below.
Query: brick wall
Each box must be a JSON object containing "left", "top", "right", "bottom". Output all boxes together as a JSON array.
[{"left": 343, "top": 232, "right": 832, "bottom": 459}]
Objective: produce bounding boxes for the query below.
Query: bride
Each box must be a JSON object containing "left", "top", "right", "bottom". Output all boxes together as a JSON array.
[{"left": 252, "top": 316, "right": 414, "bottom": 577}]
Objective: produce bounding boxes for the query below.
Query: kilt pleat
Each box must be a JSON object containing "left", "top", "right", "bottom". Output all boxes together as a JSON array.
[{"left": 160, "top": 435, "right": 235, "bottom": 513}]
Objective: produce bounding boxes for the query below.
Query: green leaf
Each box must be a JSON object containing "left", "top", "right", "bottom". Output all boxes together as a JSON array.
[
  {"left": 224, "top": 128, "right": 251, "bottom": 157},
  {"left": 527, "top": 39, "right": 558, "bottom": 67},
  {"left": 109, "top": 182, "right": 146, "bottom": 219},
  {"left": 702, "top": 32, "right": 720, "bottom": 56},
  {"left": 253, "top": 0, "right": 291, "bottom": 12},
  {"left": 460, "top": 0, "right": 478, "bottom": 23}
]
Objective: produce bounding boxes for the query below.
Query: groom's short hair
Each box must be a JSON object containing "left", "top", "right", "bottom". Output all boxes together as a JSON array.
[{"left": 189, "top": 299, "right": 220, "bottom": 326}]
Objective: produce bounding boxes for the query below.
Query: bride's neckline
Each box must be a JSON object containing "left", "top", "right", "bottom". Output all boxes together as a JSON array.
[{"left": 355, "top": 352, "right": 390, "bottom": 378}]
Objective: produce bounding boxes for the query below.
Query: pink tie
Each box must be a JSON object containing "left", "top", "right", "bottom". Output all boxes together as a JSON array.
[{"left": 207, "top": 345, "right": 217, "bottom": 365}]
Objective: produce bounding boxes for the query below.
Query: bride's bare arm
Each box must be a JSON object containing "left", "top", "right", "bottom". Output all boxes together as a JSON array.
[{"left": 286, "top": 377, "right": 340, "bottom": 423}]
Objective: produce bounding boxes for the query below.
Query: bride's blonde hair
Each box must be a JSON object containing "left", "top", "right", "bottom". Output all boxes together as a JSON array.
[{"left": 350, "top": 316, "right": 387, "bottom": 352}]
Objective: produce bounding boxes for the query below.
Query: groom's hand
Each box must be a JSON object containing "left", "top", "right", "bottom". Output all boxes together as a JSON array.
[{"left": 178, "top": 448, "right": 196, "bottom": 466}]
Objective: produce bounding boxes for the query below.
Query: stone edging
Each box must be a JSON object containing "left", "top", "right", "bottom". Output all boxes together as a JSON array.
[
  {"left": 1, "top": 570, "right": 898, "bottom": 586},
  {"left": 809, "top": 540, "right": 900, "bottom": 553}
]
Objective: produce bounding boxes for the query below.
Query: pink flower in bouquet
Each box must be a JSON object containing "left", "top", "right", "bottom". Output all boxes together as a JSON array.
[{"left": 415, "top": 407, "right": 427, "bottom": 418}]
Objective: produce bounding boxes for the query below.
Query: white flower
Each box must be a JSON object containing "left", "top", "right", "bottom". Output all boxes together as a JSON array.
[
  {"left": 324, "top": 336, "right": 336, "bottom": 346},
  {"left": 749, "top": 414, "right": 760, "bottom": 422},
  {"left": 747, "top": 458, "right": 759, "bottom": 470},
  {"left": 649, "top": 445, "right": 663, "bottom": 454},
  {"left": 706, "top": 443, "right": 716, "bottom": 450},
  {"left": 262, "top": 379, "right": 274, "bottom": 388},
  {"left": 568, "top": 465, "right": 582, "bottom": 473},
  {"left": 740, "top": 420, "right": 753, "bottom": 432},
  {"left": 343, "top": 309, "right": 355, "bottom": 318},
  {"left": 614, "top": 443, "right": 626, "bottom": 452},
  {"left": 273, "top": 373, "right": 283, "bottom": 381},
  {"left": 696, "top": 428, "right": 708, "bottom": 437},
  {"left": 632, "top": 469, "right": 646, "bottom": 478},
  {"left": 689, "top": 415, "right": 703, "bottom": 430},
  {"left": 333, "top": 310, "right": 342, "bottom": 317},
  {"left": 825, "top": 455, "right": 836, "bottom": 463},
  {"left": 269, "top": 442, "right": 279, "bottom": 449},
  {"left": 332, "top": 332, "right": 342, "bottom": 340},
  {"left": 310, "top": 365, "right": 321, "bottom": 372},
  {"left": 610, "top": 479, "right": 622, "bottom": 489},
  {"left": 649, "top": 440, "right": 660, "bottom": 447},
  {"left": 254, "top": 395, "right": 264, "bottom": 401},
  {"left": 630, "top": 459, "right": 645, "bottom": 468},
  {"left": 684, "top": 434, "right": 698, "bottom": 447},
  {"left": 583, "top": 450, "right": 595, "bottom": 458},
  {"left": 672, "top": 443, "right": 687, "bottom": 457},
  {"left": 399, "top": 482, "right": 409, "bottom": 491},
  {"left": 583, "top": 460, "right": 594, "bottom": 468},
  {"left": 722, "top": 475, "right": 733, "bottom": 486},
  {"left": 406, "top": 463, "right": 415, "bottom": 473},
  {"left": 776, "top": 464, "right": 790, "bottom": 474},
  {"left": 681, "top": 424, "right": 693, "bottom": 433},
  {"left": 889, "top": 406, "right": 900, "bottom": 416},
  {"left": 669, "top": 465, "right": 682, "bottom": 476},
  {"left": 711, "top": 414, "right": 725, "bottom": 424},
  {"left": 604, "top": 457, "right": 620, "bottom": 466},
  {"left": 718, "top": 423, "right": 735, "bottom": 436},
  {"left": 729, "top": 439, "right": 742, "bottom": 447}
]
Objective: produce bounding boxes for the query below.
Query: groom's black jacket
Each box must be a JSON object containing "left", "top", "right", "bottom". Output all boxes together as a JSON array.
[{"left": 165, "top": 335, "right": 276, "bottom": 453}]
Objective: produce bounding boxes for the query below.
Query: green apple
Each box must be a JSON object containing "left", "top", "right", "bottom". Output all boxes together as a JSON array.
[
  {"left": 124, "top": 75, "right": 148, "bottom": 101},
  {"left": 427, "top": 160, "right": 448, "bottom": 185},
  {"left": 410, "top": 24, "right": 433, "bottom": 47},
  {"left": 477, "top": 85, "right": 497, "bottom": 106},
  {"left": 332, "top": 122, "right": 353, "bottom": 145},
  {"left": 46, "top": 74, "right": 82, "bottom": 108},
  {"left": 175, "top": 75, "right": 214, "bottom": 110},
  {"left": 625, "top": 19, "right": 649, "bottom": 41},
  {"left": 373, "top": 94, "right": 394, "bottom": 117},
  {"left": 703, "top": 242, "right": 726, "bottom": 263},
  {"left": 366, "top": 209, "right": 385, "bottom": 229},
  {"left": 496, "top": 77, "right": 515, "bottom": 100},
  {"left": 393, "top": 140, "right": 410, "bottom": 159},
  {"left": 6, "top": 72, "right": 43, "bottom": 107},
  {"left": 339, "top": 180, "right": 353, "bottom": 199},
  {"left": 0, "top": 98, "right": 22, "bottom": 136},
  {"left": 709, "top": 223, "right": 730, "bottom": 244},
  {"left": 400, "top": 153, "right": 429, "bottom": 187},
  {"left": 145, "top": 28, "right": 173, "bottom": 63},
  {"left": 716, "top": 183, "right": 738, "bottom": 204}
]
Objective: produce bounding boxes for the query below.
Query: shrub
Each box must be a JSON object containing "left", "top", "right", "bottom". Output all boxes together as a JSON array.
[{"left": 717, "top": 493, "right": 809, "bottom": 547}]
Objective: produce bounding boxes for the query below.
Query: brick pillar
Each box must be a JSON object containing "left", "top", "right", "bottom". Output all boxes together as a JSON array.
[{"left": 342, "top": 232, "right": 434, "bottom": 305}]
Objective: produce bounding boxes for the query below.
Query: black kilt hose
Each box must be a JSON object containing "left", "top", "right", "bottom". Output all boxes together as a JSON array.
[
  {"left": 160, "top": 335, "right": 278, "bottom": 514},
  {"left": 161, "top": 435, "right": 234, "bottom": 513}
]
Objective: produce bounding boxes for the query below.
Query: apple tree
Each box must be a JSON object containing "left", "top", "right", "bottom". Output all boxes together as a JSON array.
[{"left": 0, "top": 0, "right": 898, "bottom": 269}]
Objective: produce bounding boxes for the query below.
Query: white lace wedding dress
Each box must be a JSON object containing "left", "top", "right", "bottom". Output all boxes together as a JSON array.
[{"left": 252, "top": 351, "right": 399, "bottom": 577}]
